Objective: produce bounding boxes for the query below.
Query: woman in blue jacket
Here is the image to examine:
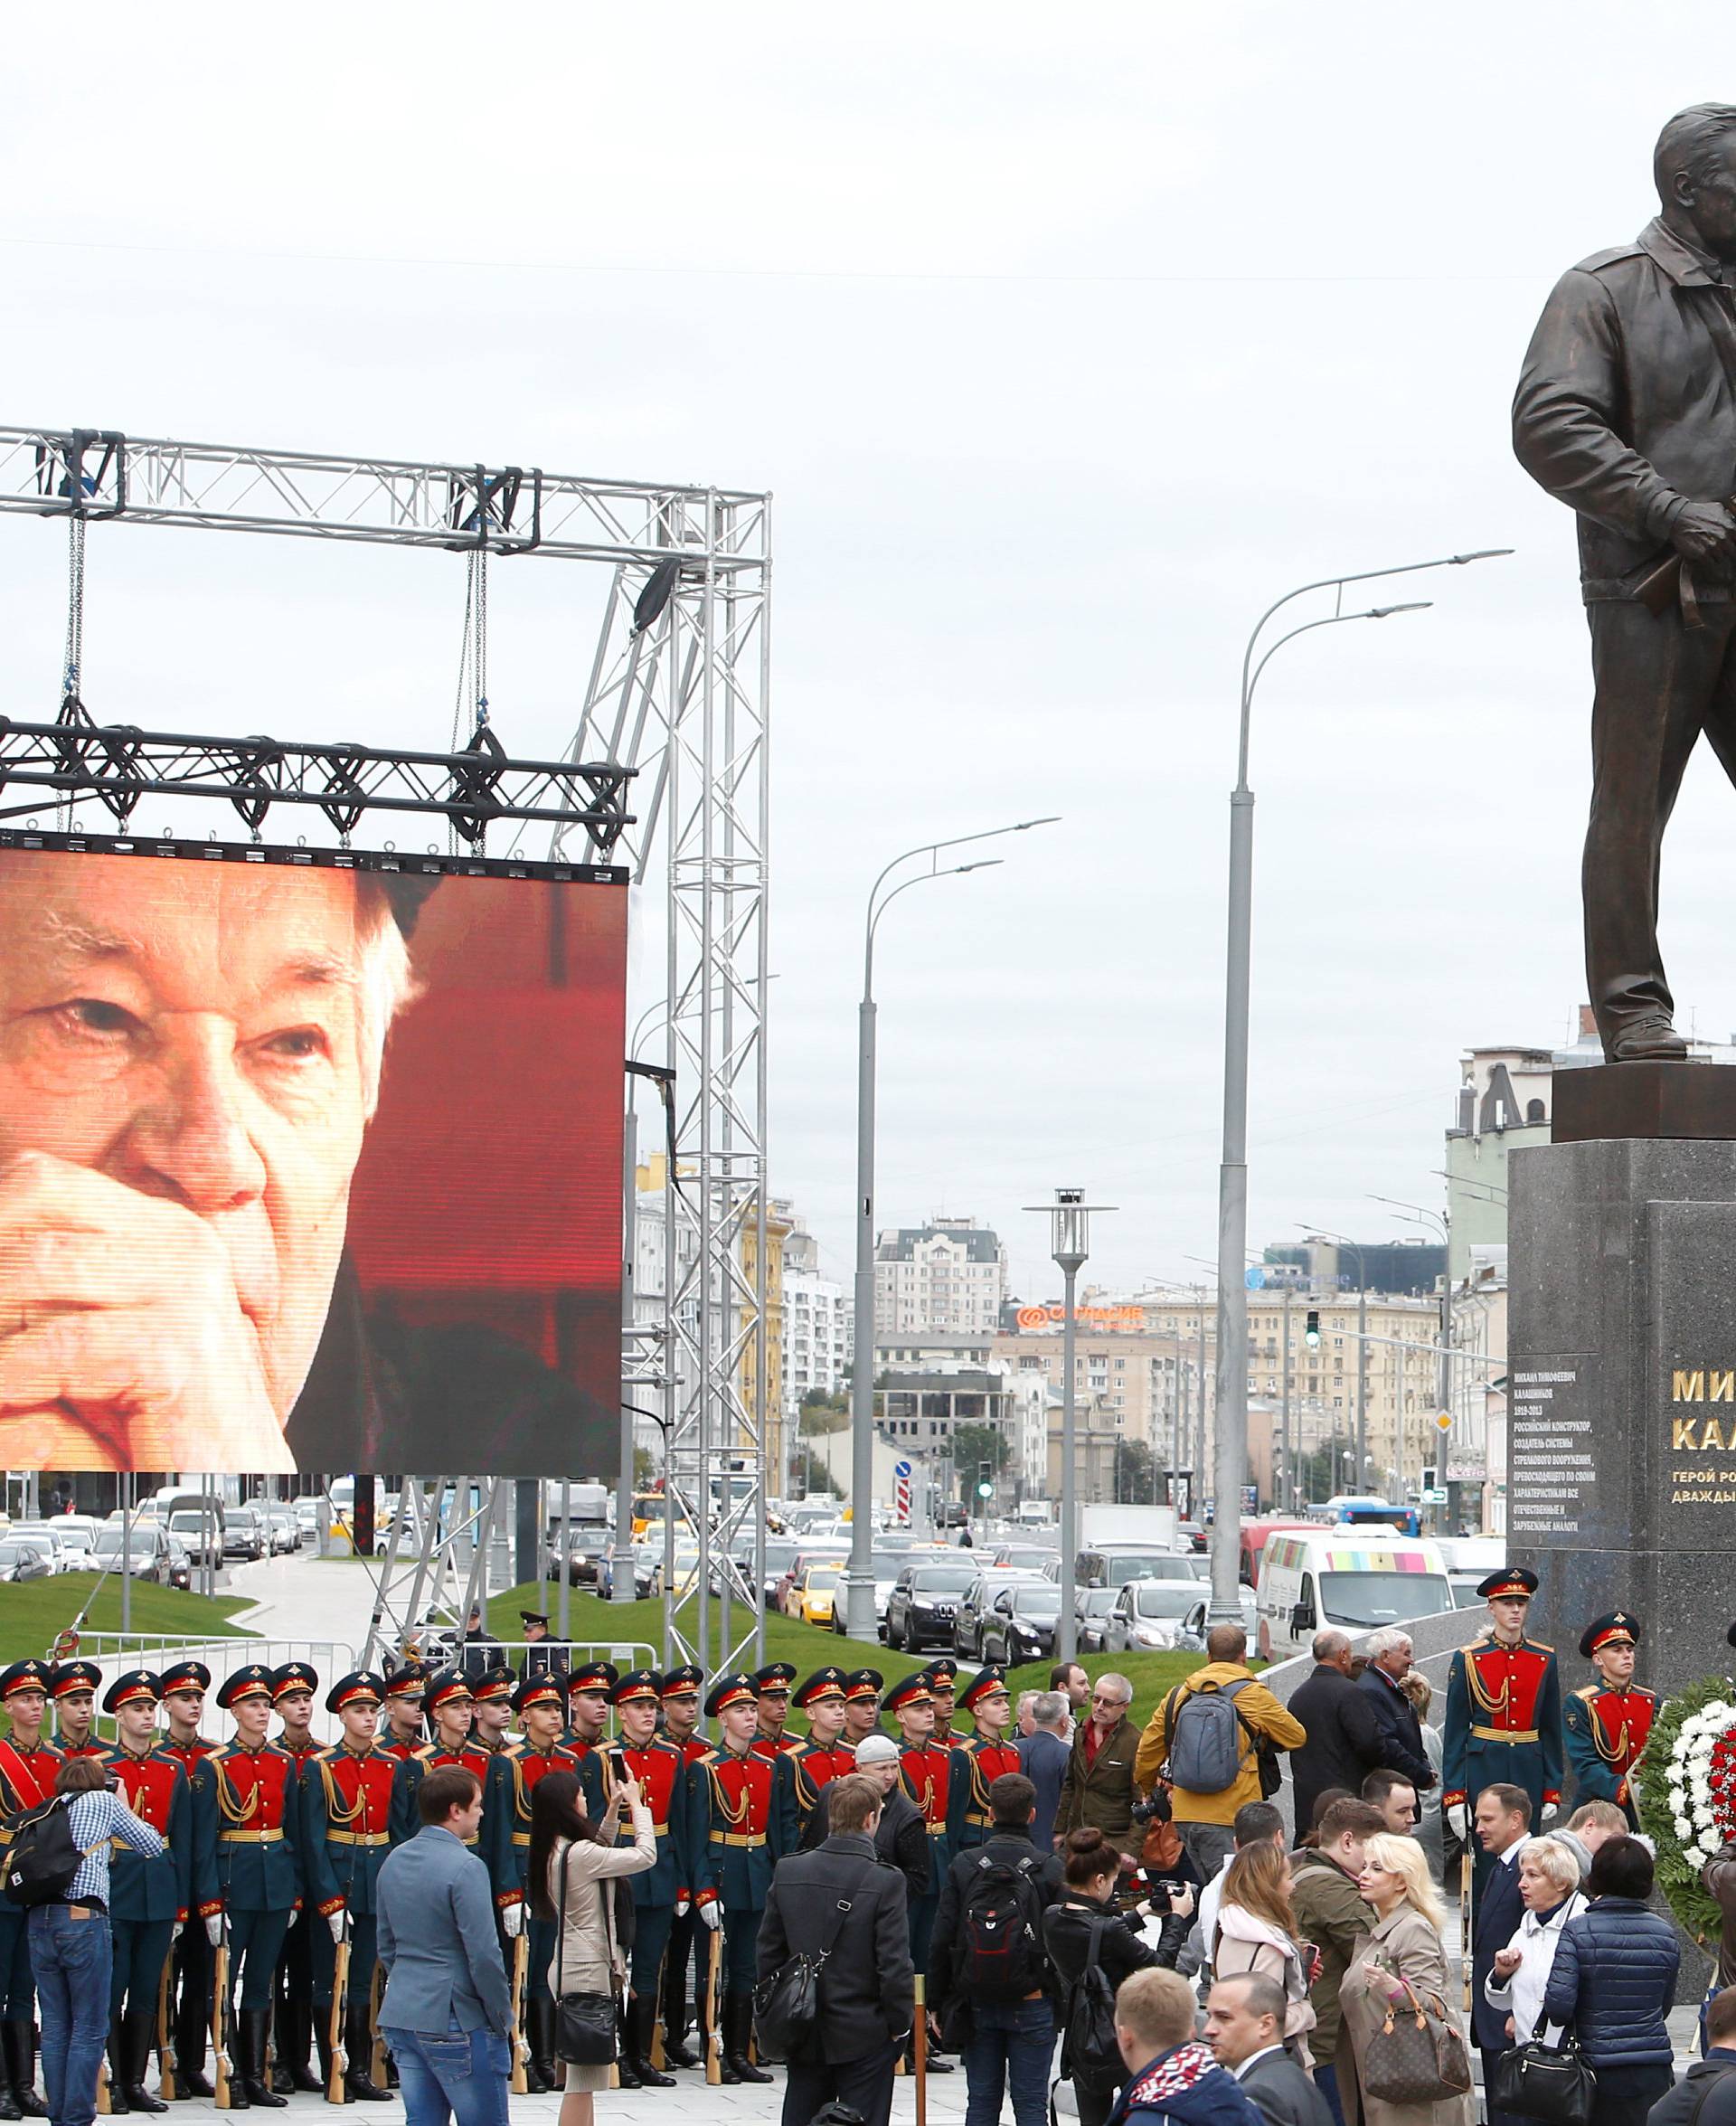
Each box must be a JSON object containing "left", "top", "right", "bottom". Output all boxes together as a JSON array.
[{"left": 1542, "top": 1835, "right": 1680, "bottom": 2126}]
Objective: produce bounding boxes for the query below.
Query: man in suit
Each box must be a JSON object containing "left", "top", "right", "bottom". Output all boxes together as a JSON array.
[
  {"left": 1290, "top": 1631, "right": 1385, "bottom": 1835},
  {"left": 1356, "top": 1630, "right": 1437, "bottom": 1797},
  {"left": 757, "top": 1772, "right": 914, "bottom": 2126},
  {"left": 1205, "top": 1971, "right": 1334, "bottom": 2126},
  {"left": 1015, "top": 1692, "right": 1070, "bottom": 1850},
  {"left": 1470, "top": 1783, "right": 1532, "bottom": 2126},
  {"left": 374, "top": 1765, "right": 512, "bottom": 2125}
]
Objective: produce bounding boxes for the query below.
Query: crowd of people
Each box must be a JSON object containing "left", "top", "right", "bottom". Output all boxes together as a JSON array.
[{"left": 0, "top": 1566, "right": 1713, "bottom": 2126}]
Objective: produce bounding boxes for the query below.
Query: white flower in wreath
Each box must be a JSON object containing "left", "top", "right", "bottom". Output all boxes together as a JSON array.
[
  {"left": 1678, "top": 1817, "right": 1697, "bottom": 1839},
  {"left": 1703, "top": 1831, "right": 1727, "bottom": 1859}
]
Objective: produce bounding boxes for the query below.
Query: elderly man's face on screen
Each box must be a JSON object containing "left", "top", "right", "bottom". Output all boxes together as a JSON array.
[{"left": 0, "top": 852, "right": 409, "bottom": 1472}]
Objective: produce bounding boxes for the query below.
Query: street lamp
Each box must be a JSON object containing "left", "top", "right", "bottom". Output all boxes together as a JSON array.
[
  {"left": 843, "top": 816, "right": 1061, "bottom": 1640},
  {"left": 1210, "top": 547, "right": 1509, "bottom": 1625},
  {"left": 1025, "top": 1190, "right": 1116, "bottom": 1662}
]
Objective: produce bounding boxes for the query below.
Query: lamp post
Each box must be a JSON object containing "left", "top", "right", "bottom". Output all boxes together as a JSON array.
[
  {"left": 1210, "top": 546, "right": 1509, "bottom": 1625},
  {"left": 1026, "top": 1190, "right": 1116, "bottom": 1663},
  {"left": 843, "top": 817, "right": 1060, "bottom": 1641}
]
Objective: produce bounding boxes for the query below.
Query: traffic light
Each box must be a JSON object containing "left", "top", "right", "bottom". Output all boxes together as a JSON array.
[
  {"left": 1305, "top": 1309, "right": 1321, "bottom": 1349},
  {"left": 976, "top": 1460, "right": 994, "bottom": 1500}
]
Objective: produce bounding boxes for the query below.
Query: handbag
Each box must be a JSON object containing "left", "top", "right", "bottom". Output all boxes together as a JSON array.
[
  {"left": 552, "top": 1842, "right": 620, "bottom": 2066},
  {"left": 1360, "top": 1974, "right": 1473, "bottom": 2107},
  {"left": 752, "top": 1863, "right": 873, "bottom": 2065},
  {"left": 1489, "top": 2032, "right": 1596, "bottom": 2126}
]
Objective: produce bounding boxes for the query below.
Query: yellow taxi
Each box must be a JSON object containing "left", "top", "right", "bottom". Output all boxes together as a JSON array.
[{"left": 796, "top": 1562, "right": 843, "bottom": 1627}]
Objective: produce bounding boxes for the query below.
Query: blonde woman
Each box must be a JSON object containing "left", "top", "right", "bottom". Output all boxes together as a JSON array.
[
  {"left": 1484, "top": 1838, "right": 1587, "bottom": 2044},
  {"left": 1337, "top": 1833, "right": 1473, "bottom": 2126},
  {"left": 1212, "top": 1840, "right": 1317, "bottom": 2070}
]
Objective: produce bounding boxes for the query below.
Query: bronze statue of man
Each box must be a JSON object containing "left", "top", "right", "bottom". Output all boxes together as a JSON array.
[{"left": 1514, "top": 105, "right": 1736, "bottom": 1062}]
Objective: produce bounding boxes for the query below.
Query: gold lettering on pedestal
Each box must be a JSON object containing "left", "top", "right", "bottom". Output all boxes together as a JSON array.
[{"left": 1675, "top": 1371, "right": 1706, "bottom": 1401}]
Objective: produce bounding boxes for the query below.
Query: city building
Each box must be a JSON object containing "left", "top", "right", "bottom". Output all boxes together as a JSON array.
[
  {"left": 873, "top": 1216, "right": 1007, "bottom": 1338},
  {"left": 784, "top": 1265, "right": 854, "bottom": 1422}
]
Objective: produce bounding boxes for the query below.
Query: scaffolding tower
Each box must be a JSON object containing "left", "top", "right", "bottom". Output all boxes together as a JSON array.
[{"left": 0, "top": 425, "right": 771, "bottom": 1676}]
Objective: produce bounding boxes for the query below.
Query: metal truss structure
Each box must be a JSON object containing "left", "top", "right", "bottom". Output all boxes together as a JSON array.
[
  {"left": 0, "top": 423, "right": 771, "bottom": 1680},
  {"left": 0, "top": 713, "right": 633, "bottom": 844},
  {"left": 555, "top": 502, "right": 771, "bottom": 1678}
]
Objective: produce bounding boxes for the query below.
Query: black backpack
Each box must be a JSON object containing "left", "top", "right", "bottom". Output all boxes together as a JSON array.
[
  {"left": 1059, "top": 1917, "right": 1122, "bottom": 2094},
  {"left": 3, "top": 1797, "right": 83, "bottom": 1908},
  {"left": 955, "top": 1849, "right": 1047, "bottom": 2004}
]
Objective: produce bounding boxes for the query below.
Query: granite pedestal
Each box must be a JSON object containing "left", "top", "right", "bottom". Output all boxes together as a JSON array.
[{"left": 1509, "top": 1128, "right": 1736, "bottom": 1695}]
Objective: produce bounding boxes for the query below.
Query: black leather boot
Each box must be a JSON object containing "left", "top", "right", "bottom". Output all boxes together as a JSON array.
[
  {"left": 2, "top": 2026, "right": 46, "bottom": 2119},
  {"left": 632, "top": 1998, "right": 675, "bottom": 2089},
  {"left": 105, "top": 2015, "right": 132, "bottom": 2114},
  {"left": 123, "top": 2012, "right": 167, "bottom": 2115},
  {"left": 172, "top": 1998, "right": 212, "bottom": 2102},
  {"left": 658, "top": 1971, "right": 698, "bottom": 2074},
  {"left": 723, "top": 1997, "right": 771, "bottom": 2085},
  {"left": 344, "top": 2008, "right": 388, "bottom": 2102},
  {"left": 525, "top": 2000, "right": 555, "bottom": 2093},
  {"left": 313, "top": 2016, "right": 335, "bottom": 2100},
  {"left": 238, "top": 2012, "right": 286, "bottom": 2108},
  {"left": 614, "top": 1999, "right": 642, "bottom": 2091},
  {"left": 289, "top": 2001, "right": 321, "bottom": 2095}
]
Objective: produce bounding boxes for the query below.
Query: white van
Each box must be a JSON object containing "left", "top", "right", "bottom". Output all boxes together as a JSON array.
[{"left": 1255, "top": 1531, "right": 1454, "bottom": 1660}]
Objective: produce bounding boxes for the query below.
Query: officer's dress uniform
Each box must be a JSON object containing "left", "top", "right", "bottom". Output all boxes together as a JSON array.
[
  {"left": 99, "top": 1672, "right": 193, "bottom": 2116},
  {"left": 301, "top": 1676, "right": 395, "bottom": 2102},
  {"left": 1443, "top": 1572, "right": 1564, "bottom": 1897},
  {"left": 387, "top": 1669, "right": 494, "bottom": 1848},
  {"left": 266, "top": 1663, "right": 323, "bottom": 2100},
  {"left": 203, "top": 1668, "right": 305, "bottom": 2104},
  {"left": 769, "top": 1668, "right": 854, "bottom": 1858},
  {"left": 601, "top": 1672, "right": 689, "bottom": 2089},
  {"left": 656, "top": 1667, "right": 707, "bottom": 2074},
  {"left": 947, "top": 1669, "right": 1022, "bottom": 1855},
  {"left": 748, "top": 1663, "right": 798, "bottom": 1766},
  {"left": 0, "top": 1660, "right": 61, "bottom": 2120},
  {"left": 158, "top": 1661, "right": 220, "bottom": 2100},
  {"left": 695, "top": 1676, "right": 774, "bottom": 2086},
  {"left": 49, "top": 1662, "right": 105, "bottom": 1763},
  {"left": 1564, "top": 1611, "right": 1655, "bottom": 1829},
  {"left": 481, "top": 1677, "right": 579, "bottom": 2093},
  {"left": 895, "top": 1730, "right": 954, "bottom": 1968}
]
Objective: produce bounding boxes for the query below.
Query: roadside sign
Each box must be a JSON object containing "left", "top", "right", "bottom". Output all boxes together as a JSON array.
[{"left": 1434, "top": 1412, "right": 1452, "bottom": 1432}]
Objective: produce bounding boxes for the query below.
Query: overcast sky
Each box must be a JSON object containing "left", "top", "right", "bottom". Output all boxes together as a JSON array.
[{"left": 5, "top": 5, "right": 1734, "bottom": 1302}]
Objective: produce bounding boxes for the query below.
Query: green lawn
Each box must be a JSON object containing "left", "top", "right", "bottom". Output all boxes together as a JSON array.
[
  {"left": 1006, "top": 1648, "right": 1208, "bottom": 1719},
  {"left": 0, "top": 1574, "right": 255, "bottom": 1668},
  {"left": 486, "top": 1583, "right": 936, "bottom": 1731}
]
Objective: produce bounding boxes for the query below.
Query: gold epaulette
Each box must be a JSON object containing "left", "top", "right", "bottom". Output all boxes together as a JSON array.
[{"left": 1572, "top": 1685, "right": 1598, "bottom": 1703}]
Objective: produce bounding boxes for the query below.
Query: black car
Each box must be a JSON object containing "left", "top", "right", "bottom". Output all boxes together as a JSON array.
[
  {"left": 222, "top": 1508, "right": 267, "bottom": 1563},
  {"left": 953, "top": 1571, "right": 1045, "bottom": 1658},
  {"left": 980, "top": 1580, "right": 1065, "bottom": 1667},
  {"left": 0, "top": 1537, "right": 52, "bottom": 1583},
  {"left": 884, "top": 1561, "right": 982, "bottom": 1652}
]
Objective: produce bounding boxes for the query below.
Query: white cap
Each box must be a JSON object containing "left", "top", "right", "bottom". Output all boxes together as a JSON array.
[{"left": 854, "top": 1733, "right": 899, "bottom": 1766}]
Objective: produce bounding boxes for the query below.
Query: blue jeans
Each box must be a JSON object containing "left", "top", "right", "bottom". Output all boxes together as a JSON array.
[
  {"left": 27, "top": 1904, "right": 113, "bottom": 2126},
  {"left": 382, "top": 2017, "right": 511, "bottom": 2126},
  {"left": 962, "top": 1997, "right": 1054, "bottom": 2126}
]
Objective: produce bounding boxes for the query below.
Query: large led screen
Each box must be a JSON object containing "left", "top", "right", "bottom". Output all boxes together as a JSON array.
[{"left": 0, "top": 833, "right": 626, "bottom": 1477}]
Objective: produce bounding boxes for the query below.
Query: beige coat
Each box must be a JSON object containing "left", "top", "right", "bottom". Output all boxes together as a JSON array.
[
  {"left": 1337, "top": 1904, "right": 1474, "bottom": 2126},
  {"left": 543, "top": 1804, "right": 657, "bottom": 1997}
]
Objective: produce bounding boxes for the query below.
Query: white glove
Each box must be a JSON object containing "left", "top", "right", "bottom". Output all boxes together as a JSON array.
[
  {"left": 172, "top": 1922, "right": 184, "bottom": 1944},
  {"left": 698, "top": 1901, "right": 723, "bottom": 1932},
  {"left": 502, "top": 1903, "right": 524, "bottom": 1940},
  {"left": 1447, "top": 1804, "right": 1468, "bottom": 1842},
  {"left": 1539, "top": 1802, "right": 1561, "bottom": 1827},
  {"left": 327, "top": 1911, "right": 346, "bottom": 1943},
  {"left": 205, "top": 1915, "right": 224, "bottom": 1946}
]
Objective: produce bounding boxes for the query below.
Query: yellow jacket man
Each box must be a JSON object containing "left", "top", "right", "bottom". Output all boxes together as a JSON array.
[{"left": 1134, "top": 1624, "right": 1306, "bottom": 1880}]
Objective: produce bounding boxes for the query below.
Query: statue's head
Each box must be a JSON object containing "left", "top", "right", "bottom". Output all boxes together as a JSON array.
[{"left": 1656, "top": 105, "right": 1736, "bottom": 252}]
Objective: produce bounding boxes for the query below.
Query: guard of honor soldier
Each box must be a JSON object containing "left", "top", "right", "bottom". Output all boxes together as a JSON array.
[
  {"left": 1443, "top": 1566, "right": 1565, "bottom": 1894},
  {"left": 948, "top": 1666, "right": 1019, "bottom": 1853},
  {"left": 1564, "top": 1610, "right": 1654, "bottom": 1828},
  {"left": 693, "top": 1672, "right": 774, "bottom": 2085}
]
